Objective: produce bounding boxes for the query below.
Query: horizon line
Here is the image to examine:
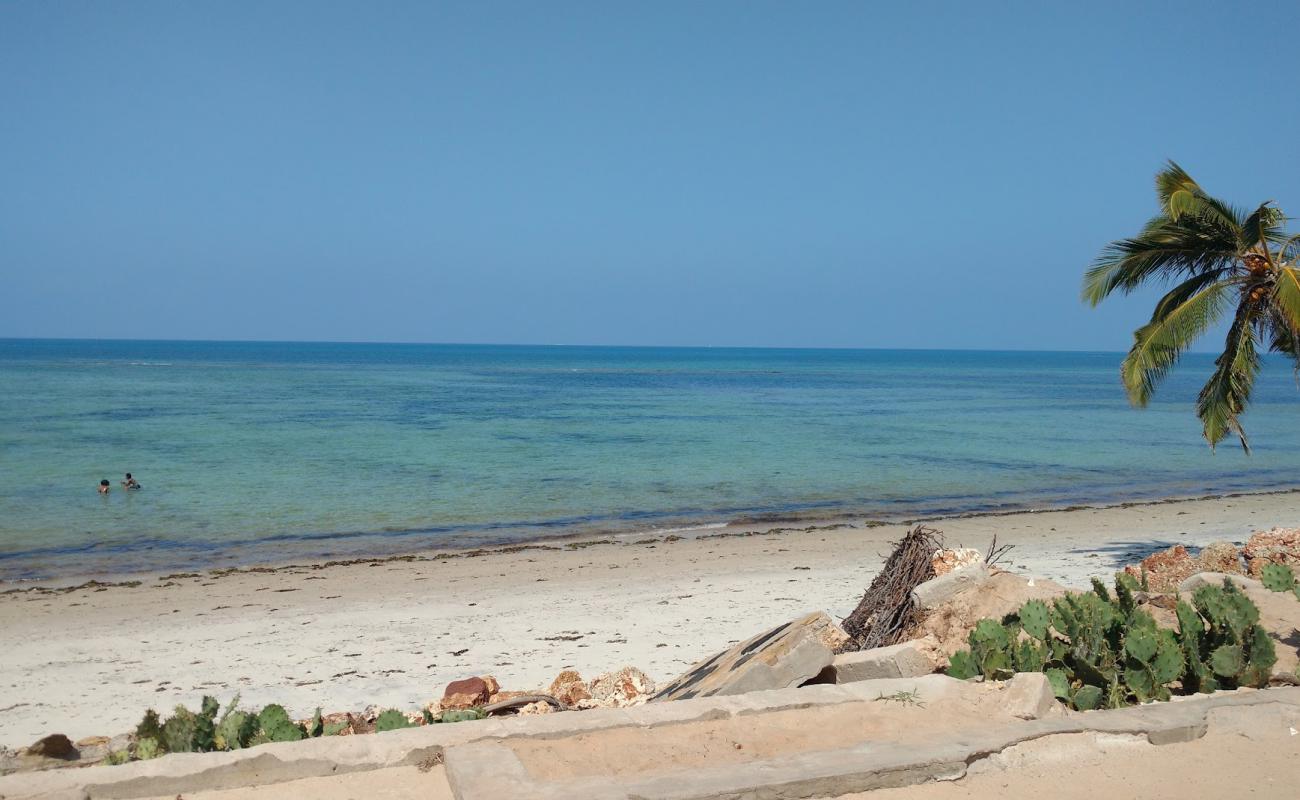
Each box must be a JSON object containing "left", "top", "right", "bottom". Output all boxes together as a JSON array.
[{"left": 0, "top": 335, "right": 1232, "bottom": 357}]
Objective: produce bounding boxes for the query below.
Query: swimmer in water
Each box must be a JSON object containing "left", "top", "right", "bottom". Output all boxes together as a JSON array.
[
  {"left": 122, "top": 472, "right": 141, "bottom": 490},
  {"left": 98, "top": 479, "right": 111, "bottom": 494}
]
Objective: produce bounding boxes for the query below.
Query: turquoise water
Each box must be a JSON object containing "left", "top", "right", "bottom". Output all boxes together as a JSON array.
[{"left": 2, "top": 339, "right": 1298, "bottom": 581}]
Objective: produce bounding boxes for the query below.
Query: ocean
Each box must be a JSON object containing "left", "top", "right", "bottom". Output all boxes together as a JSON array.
[{"left": 1, "top": 339, "right": 1297, "bottom": 581}]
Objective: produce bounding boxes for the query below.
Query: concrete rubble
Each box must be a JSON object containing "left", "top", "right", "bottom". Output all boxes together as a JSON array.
[{"left": 652, "top": 611, "right": 849, "bottom": 701}]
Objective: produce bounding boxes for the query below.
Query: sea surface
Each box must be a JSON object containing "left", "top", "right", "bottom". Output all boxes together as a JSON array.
[{"left": 2, "top": 339, "right": 1298, "bottom": 581}]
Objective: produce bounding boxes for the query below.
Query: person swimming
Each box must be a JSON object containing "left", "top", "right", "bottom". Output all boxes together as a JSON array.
[
  {"left": 122, "top": 472, "right": 141, "bottom": 490},
  {"left": 98, "top": 479, "right": 111, "bottom": 494}
]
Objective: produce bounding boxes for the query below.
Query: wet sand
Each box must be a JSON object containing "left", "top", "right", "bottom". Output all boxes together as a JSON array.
[{"left": 0, "top": 490, "right": 1295, "bottom": 748}]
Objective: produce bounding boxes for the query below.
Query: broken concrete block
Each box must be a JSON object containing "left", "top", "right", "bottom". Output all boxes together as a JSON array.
[
  {"left": 1001, "top": 672, "right": 1059, "bottom": 720},
  {"left": 652, "top": 611, "right": 847, "bottom": 701},
  {"left": 823, "top": 639, "right": 937, "bottom": 683},
  {"left": 911, "top": 564, "right": 992, "bottom": 611}
]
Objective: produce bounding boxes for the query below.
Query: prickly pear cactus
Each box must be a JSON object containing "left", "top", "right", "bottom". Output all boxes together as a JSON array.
[
  {"left": 215, "top": 710, "right": 257, "bottom": 750},
  {"left": 946, "top": 650, "right": 978, "bottom": 680},
  {"left": 1018, "top": 600, "right": 1050, "bottom": 641},
  {"left": 440, "top": 708, "right": 486, "bottom": 723},
  {"left": 1260, "top": 562, "right": 1297, "bottom": 593},
  {"left": 254, "top": 704, "right": 306, "bottom": 744},
  {"left": 375, "top": 709, "right": 416, "bottom": 732},
  {"left": 135, "top": 737, "right": 161, "bottom": 760},
  {"left": 162, "top": 706, "right": 199, "bottom": 753},
  {"left": 135, "top": 709, "right": 163, "bottom": 746}
]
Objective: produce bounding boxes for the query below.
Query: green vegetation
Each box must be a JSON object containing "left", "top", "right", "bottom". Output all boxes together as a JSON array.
[
  {"left": 116, "top": 695, "right": 487, "bottom": 765},
  {"left": 1083, "top": 161, "right": 1300, "bottom": 451},
  {"left": 946, "top": 574, "right": 1275, "bottom": 709},
  {"left": 1260, "top": 562, "right": 1300, "bottom": 598}
]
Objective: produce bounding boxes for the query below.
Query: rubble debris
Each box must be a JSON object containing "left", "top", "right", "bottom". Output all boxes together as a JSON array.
[
  {"left": 841, "top": 525, "right": 944, "bottom": 652},
  {"left": 1243, "top": 527, "right": 1300, "bottom": 577},
  {"left": 652, "top": 611, "right": 848, "bottom": 701}
]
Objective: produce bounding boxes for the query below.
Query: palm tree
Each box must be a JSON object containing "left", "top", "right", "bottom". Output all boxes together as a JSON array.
[{"left": 1083, "top": 162, "right": 1300, "bottom": 452}]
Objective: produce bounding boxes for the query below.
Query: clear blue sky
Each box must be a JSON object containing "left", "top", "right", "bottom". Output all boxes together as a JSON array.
[{"left": 3, "top": 1, "right": 1298, "bottom": 350}]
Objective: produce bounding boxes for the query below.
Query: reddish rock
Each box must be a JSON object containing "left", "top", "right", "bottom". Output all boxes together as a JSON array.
[
  {"left": 442, "top": 676, "right": 491, "bottom": 709},
  {"left": 931, "top": 548, "right": 983, "bottom": 577},
  {"left": 487, "top": 690, "right": 535, "bottom": 705},
  {"left": 548, "top": 670, "right": 591, "bottom": 707},
  {"left": 1123, "top": 545, "right": 1197, "bottom": 592},
  {"left": 1195, "top": 541, "right": 1243, "bottom": 575},
  {"left": 1243, "top": 527, "right": 1300, "bottom": 577}
]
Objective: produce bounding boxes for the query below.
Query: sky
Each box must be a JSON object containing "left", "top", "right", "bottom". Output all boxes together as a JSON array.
[{"left": 2, "top": 1, "right": 1299, "bottom": 350}]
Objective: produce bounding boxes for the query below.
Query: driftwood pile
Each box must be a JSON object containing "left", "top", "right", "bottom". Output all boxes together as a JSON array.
[{"left": 840, "top": 525, "right": 943, "bottom": 652}]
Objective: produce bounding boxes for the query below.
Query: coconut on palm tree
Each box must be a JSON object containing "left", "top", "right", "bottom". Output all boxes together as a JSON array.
[{"left": 1083, "top": 162, "right": 1300, "bottom": 452}]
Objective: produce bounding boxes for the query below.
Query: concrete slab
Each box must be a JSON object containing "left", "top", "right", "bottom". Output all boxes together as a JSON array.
[
  {"left": 911, "top": 566, "right": 992, "bottom": 611},
  {"left": 652, "top": 611, "right": 848, "bottom": 701}
]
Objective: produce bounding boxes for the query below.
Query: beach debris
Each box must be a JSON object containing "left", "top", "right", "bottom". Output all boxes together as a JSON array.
[
  {"left": 912, "top": 565, "right": 994, "bottom": 611},
  {"left": 517, "top": 701, "right": 554, "bottom": 716},
  {"left": 588, "top": 666, "right": 656, "bottom": 707},
  {"left": 483, "top": 694, "right": 564, "bottom": 715},
  {"left": 25, "top": 734, "right": 75, "bottom": 760},
  {"left": 1243, "top": 527, "right": 1300, "bottom": 577},
  {"left": 813, "top": 637, "right": 942, "bottom": 684},
  {"left": 931, "top": 548, "right": 983, "bottom": 577},
  {"left": 841, "top": 525, "right": 943, "bottom": 652},
  {"left": 548, "top": 670, "right": 592, "bottom": 707},
  {"left": 1122, "top": 545, "right": 1198, "bottom": 592},
  {"left": 1002, "top": 672, "right": 1061, "bottom": 720},
  {"left": 652, "top": 611, "right": 847, "bottom": 701},
  {"left": 1197, "top": 541, "right": 1245, "bottom": 575},
  {"left": 442, "top": 676, "right": 496, "bottom": 710}
]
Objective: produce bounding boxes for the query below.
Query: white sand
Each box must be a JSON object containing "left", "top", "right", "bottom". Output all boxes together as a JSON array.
[{"left": 0, "top": 490, "right": 1294, "bottom": 748}]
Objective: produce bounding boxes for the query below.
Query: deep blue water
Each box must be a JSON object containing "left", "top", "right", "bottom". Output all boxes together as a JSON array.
[{"left": 1, "top": 339, "right": 1298, "bottom": 580}]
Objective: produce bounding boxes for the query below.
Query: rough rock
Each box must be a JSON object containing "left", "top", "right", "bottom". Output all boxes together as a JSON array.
[
  {"left": 1001, "top": 672, "right": 1060, "bottom": 720},
  {"left": 1178, "top": 572, "right": 1264, "bottom": 594},
  {"left": 911, "top": 565, "right": 993, "bottom": 611},
  {"left": 1243, "top": 527, "right": 1300, "bottom": 576},
  {"left": 821, "top": 637, "right": 941, "bottom": 683},
  {"left": 653, "top": 611, "right": 849, "bottom": 701},
  {"left": 1196, "top": 541, "right": 1244, "bottom": 575},
  {"left": 26, "top": 734, "right": 75, "bottom": 760},
  {"left": 589, "top": 667, "right": 656, "bottom": 707},
  {"left": 931, "top": 548, "right": 984, "bottom": 577},
  {"left": 442, "top": 677, "right": 492, "bottom": 710},
  {"left": 910, "top": 572, "right": 1069, "bottom": 657},
  {"left": 1123, "top": 545, "right": 1197, "bottom": 593},
  {"left": 548, "top": 670, "right": 591, "bottom": 707},
  {"left": 516, "top": 701, "right": 553, "bottom": 716}
]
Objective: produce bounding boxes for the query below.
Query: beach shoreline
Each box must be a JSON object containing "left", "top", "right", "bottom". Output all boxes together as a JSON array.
[
  {"left": 0, "top": 488, "right": 1295, "bottom": 749},
  {"left": 4, "top": 485, "right": 1299, "bottom": 589}
]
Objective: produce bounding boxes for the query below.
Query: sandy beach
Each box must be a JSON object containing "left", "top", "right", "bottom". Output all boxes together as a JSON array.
[{"left": 1, "top": 489, "right": 1296, "bottom": 749}]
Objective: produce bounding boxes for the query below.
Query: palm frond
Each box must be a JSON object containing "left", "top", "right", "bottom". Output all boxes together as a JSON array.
[
  {"left": 1122, "top": 277, "right": 1236, "bottom": 406},
  {"left": 1197, "top": 303, "right": 1260, "bottom": 452},
  {"left": 1155, "top": 161, "right": 1242, "bottom": 228},
  {"left": 1082, "top": 218, "right": 1240, "bottom": 305},
  {"left": 1240, "top": 203, "right": 1287, "bottom": 251},
  {"left": 1272, "top": 266, "right": 1300, "bottom": 333}
]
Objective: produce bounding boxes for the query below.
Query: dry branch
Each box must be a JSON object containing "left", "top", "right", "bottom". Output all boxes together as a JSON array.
[{"left": 839, "top": 525, "right": 943, "bottom": 652}]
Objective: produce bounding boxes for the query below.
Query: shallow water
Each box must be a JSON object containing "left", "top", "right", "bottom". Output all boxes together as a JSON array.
[{"left": 1, "top": 339, "right": 1297, "bottom": 580}]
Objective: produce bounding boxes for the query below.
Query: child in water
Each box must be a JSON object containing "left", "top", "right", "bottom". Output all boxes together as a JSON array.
[
  {"left": 98, "top": 479, "right": 111, "bottom": 494},
  {"left": 122, "top": 473, "right": 141, "bottom": 490}
]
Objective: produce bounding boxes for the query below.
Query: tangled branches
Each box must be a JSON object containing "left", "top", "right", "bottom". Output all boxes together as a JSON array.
[{"left": 840, "top": 525, "right": 943, "bottom": 652}]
